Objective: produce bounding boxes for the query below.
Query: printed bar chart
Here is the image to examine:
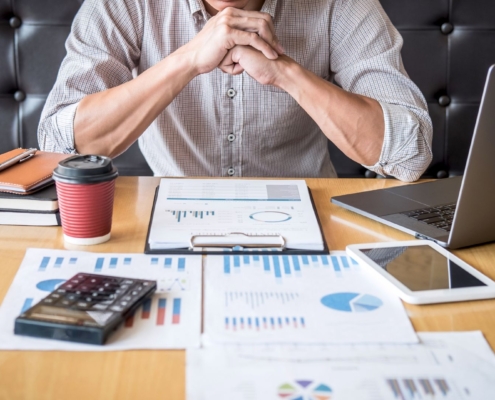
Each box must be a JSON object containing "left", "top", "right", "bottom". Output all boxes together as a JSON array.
[
  {"left": 141, "top": 298, "right": 152, "bottom": 319},
  {"left": 95, "top": 258, "right": 104, "bottom": 272},
  {"left": 39, "top": 257, "right": 50, "bottom": 271},
  {"left": 173, "top": 298, "right": 181, "bottom": 324},
  {"left": 225, "top": 316, "right": 305, "bottom": 331},
  {"left": 221, "top": 254, "right": 357, "bottom": 280},
  {"left": 168, "top": 210, "right": 215, "bottom": 223},
  {"left": 157, "top": 298, "right": 167, "bottom": 326},
  {"left": 387, "top": 378, "right": 452, "bottom": 399}
]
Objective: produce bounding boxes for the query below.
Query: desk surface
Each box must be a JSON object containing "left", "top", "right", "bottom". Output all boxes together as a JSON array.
[{"left": 1, "top": 177, "right": 494, "bottom": 399}]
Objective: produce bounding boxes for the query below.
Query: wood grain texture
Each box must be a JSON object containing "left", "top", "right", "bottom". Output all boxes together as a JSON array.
[{"left": 1, "top": 177, "right": 494, "bottom": 400}]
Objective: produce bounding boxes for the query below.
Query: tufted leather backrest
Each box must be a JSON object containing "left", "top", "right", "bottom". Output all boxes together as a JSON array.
[
  {"left": 330, "top": 0, "right": 495, "bottom": 178},
  {"left": 1, "top": 0, "right": 494, "bottom": 177}
]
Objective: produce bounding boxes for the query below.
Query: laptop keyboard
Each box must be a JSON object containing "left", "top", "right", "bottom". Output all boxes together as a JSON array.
[{"left": 401, "top": 203, "right": 456, "bottom": 232}]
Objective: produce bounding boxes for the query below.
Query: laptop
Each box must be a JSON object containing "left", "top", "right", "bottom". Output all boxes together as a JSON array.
[{"left": 331, "top": 65, "right": 495, "bottom": 249}]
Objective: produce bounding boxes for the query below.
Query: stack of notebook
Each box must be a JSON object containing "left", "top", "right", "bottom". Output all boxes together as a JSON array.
[
  {"left": 0, "top": 148, "right": 68, "bottom": 226},
  {"left": 0, "top": 185, "right": 60, "bottom": 226}
]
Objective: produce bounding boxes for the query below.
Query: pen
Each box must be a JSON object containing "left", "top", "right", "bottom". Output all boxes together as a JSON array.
[{"left": 0, "top": 148, "right": 38, "bottom": 172}]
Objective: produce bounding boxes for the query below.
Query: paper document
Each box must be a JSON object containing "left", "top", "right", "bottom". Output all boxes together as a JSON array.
[
  {"left": 203, "top": 251, "right": 418, "bottom": 345},
  {"left": 187, "top": 332, "right": 495, "bottom": 400},
  {"left": 0, "top": 248, "right": 202, "bottom": 350},
  {"left": 148, "top": 179, "right": 324, "bottom": 250}
]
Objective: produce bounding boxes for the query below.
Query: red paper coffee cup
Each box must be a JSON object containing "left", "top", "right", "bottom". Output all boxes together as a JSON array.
[{"left": 53, "top": 155, "right": 118, "bottom": 245}]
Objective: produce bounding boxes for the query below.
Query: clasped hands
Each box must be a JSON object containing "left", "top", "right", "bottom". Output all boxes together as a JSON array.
[{"left": 185, "top": 7, "right": 289, "bottom": 88}]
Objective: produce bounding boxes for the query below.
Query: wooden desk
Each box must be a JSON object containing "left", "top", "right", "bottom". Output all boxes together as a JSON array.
[{"left": 1, "top": 177, "right": 494, "bottom": 399}]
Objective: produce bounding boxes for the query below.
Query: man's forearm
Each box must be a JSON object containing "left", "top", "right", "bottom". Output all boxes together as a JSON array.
[
  {"left": 74, "top": 50, "right": 197, "bottom": 157},
  {"left": 276, "top": 60, "right": 385, "bottom": 166}
]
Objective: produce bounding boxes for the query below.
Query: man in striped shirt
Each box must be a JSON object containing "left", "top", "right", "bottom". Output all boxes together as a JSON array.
[{"left": 39, "top": 0, "right": 432, "bottom": 181}]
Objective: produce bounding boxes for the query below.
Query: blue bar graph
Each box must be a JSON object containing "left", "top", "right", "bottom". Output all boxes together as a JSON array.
[
  {"left": 263, "top": 256, "right": 270, "bottom": 272},
  {"left": 69, "top": 257, "right": 77, "bottom": 264},
  {"left": 292, "top": 256, "right": 301, "bottom": 271},
  {"left": 224, "top": 255, "right": 231, "bottom": 274},
  {"left": 124, "top": 258, "right": 131, "bottom": 265},
  {"left": 95, "top": 257, "right": 104, "bottom": 272},
  {"left": 165, "top": 258, "right": 172, "bottom": 268},
  {"left": 54, "top": 257, "right": 63, "bottom": 268},
  {"left": 110, "top": 257, "right": 118, "bottom": 269},
  {"left": 282, "top": 256, "right": 291, "bottom": 275},
  {"left": 39, "top": 257, "right": 50, "bottom": 271},
  {"left": 253, "top": 254, "right": 260, "bottom": 262},
  {"left": 151, "top": 257, "right": 158, "bottom": 265},
  {"left": 178, "top": 258, "right": 186, "bottom": 272},
  {"left": 321, "top": 255, "right": 329, "bottom": 266},
  {"left": 273, "top": 257, "right": 282, "bottom": 278},
  {"left": 221, "top": 254, "right": 355, "bottom": 280},
  {"left": 21, "top": 298, "right": 33, "bottom": 313}
]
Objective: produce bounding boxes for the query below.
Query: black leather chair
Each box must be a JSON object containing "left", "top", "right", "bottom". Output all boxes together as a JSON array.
[{"left": 1, "top": 0, "right": 495, "bottom": 178}]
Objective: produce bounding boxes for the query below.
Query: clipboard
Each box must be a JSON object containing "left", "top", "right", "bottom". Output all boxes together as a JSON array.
[{"left": 144, "top": 186, "right": 330, "bottom": 255}]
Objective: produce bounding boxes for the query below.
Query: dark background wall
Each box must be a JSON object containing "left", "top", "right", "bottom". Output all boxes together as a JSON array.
[{"left": 1, "top": 0, "right": 494, "bottom": 177}]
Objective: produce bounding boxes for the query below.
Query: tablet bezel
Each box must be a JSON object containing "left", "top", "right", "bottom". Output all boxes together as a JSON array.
[{"left": 346, "top": 240, "right": 495, "bottom": 305}]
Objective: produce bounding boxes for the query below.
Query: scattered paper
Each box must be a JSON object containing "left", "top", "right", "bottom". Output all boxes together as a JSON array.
[
  {"left": 148, "top": 179, "right": 324, "bottom": 250},
  {"left": 0, "top": 248, "right": 202, "bottom": 350},
  {"left": 187, "top": 332, "right": 495, "bottom": 400},
  {"left": 203, "top": 251, "right": 418, "bottom": 345}
]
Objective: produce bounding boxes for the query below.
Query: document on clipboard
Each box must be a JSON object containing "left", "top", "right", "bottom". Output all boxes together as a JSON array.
[{"left": 145, "top": 179, "right": 326, "bottom": 254}]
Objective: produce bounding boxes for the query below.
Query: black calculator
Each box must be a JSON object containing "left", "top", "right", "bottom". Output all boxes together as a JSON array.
[{"left": 15, "top": 273, "right": 156, "bottom": 345}]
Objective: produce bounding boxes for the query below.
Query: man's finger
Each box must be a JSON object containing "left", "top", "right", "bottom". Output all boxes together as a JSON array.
[
  {"left": 228, "top": 16, "right": 284, "bottom": 55},
  {"left": 228, "top": 30, "right": 278, "bottom": 60},
  {"left": 217, "top": 8, "right": 284, "bottom": 54}
]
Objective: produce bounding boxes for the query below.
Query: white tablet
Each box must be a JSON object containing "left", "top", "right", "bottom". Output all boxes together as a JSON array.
[{"left": 346, "top": 240, "right": 495, "bottom": 305}]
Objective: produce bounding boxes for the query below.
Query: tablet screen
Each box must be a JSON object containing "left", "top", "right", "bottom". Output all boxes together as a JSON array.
[{"left": 360, "top": 246, "right": 486, "bottom": 291}]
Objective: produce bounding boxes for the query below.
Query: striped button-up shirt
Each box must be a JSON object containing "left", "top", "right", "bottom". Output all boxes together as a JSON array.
[{"left": 39, "top": 0, "right": 433, "bottom": 181}]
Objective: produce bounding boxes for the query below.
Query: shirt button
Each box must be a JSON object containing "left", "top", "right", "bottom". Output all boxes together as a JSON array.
[
  {"left": 227, "top": 134, "right": 236, "bottom": 142},
  {"left": 227, "top": 88, "right": 237, "bottom": 98},
  {"left": 227, "top": 168, "right": 235, "bottom": 176}
]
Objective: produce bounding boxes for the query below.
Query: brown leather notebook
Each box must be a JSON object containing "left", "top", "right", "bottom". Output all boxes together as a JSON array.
[{"left": 0, "top": 149, "right": 70, "bottom": 195}]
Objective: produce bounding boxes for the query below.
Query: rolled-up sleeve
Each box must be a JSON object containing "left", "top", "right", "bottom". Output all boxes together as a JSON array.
[
  {"left": 330, "top": 0, "right": 433, "bottom": 182},
  {"left": 38, "top": 0, "right": 143, "bottom": 153}
]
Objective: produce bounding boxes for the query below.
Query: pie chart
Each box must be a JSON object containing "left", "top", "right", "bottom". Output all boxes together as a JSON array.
[
  {"left": 36, "top": 279, "right": 66, "bottom": 292},
  {"left": 320, "top": 292, "right": 383, "bottom": 312},
  {"left": 278, "top": 380, "right": 332, "bottom": 400},
  {"left": 249, "top": 211, "right": 292, "bottom": 223}
]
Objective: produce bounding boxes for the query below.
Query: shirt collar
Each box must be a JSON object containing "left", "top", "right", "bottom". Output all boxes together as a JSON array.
[{"left": 187, "top": 0, "right": 278, "bottom": 21}]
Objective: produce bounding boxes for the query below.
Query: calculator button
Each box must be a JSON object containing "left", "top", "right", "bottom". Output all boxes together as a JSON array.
[
  {"left": 110, "top": 305, "right": 124, "bottom": 312},
  {"left": 56, "top": 289, "right": 66, "bottom": 293},
  {"left": 60, "top": 299, "right": 73, "bottom": 306},
  {"left": 66, "top": 294, "right": 78, "bottom": 301},
  {"left": 120, "top": 301, "right": 128, "bottom": 306},
  {"left": 91, "top": 304, "right": 108, "bottom": 311},
  {"left": 122, "top": 296, "right": 132, "bottom": 301},
  {"left": 42, "top": 298, "right": 55, "bottom": 304},
  {"left": 131, "top": 291, "right": 139, "bottom": 296},
  {"left": 50, "top": 293, "right": 61, "bottom": 299},
  {"left": 122, "top": 280, "right": 134, "bottom": 285},
  {"left": 76, "top": 302, "right": 90, "bottom": 309}
]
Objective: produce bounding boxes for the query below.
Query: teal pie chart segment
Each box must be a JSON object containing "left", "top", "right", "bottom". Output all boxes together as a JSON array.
[{"left": 321, "top": 292, "right": 383, "bottom": 312}]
